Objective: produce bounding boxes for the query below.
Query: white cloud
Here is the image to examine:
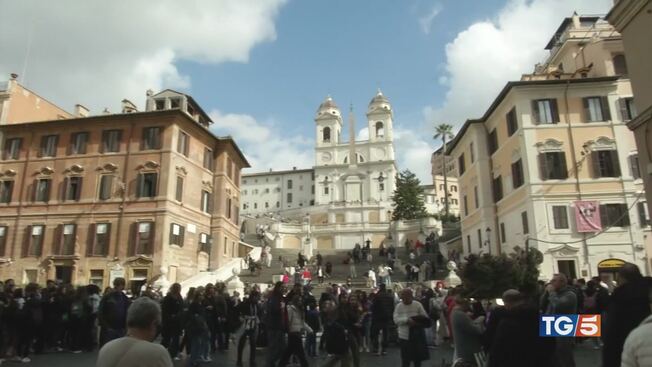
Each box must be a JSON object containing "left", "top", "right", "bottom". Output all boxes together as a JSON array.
[
  {"left": 394, "top": 127, "right": 433, "bottom": 184},
  {"left": 0, "top": 0, "right": 286, "bottom": 113},
  {"left": 209, "top": 110, "right": 314, "bottom": 173},
  {"left": 425, "top": 0, "right": 612, "bottom": 132},
  {"left": 418, "top": 2, "right": 443, "bottom": 34}
]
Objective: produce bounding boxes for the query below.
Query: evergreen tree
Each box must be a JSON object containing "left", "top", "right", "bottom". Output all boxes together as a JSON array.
[{"left": 391, "top": 170, "right": 427, "bottom": 220}]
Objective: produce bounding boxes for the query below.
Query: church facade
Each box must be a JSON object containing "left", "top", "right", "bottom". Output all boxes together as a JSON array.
[{"left": 241, "top": 91, "right": 438, "bottom": 251}]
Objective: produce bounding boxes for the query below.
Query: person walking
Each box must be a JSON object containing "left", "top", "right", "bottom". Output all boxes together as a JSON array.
[
  {"left": 98, "top": 277, "right": 130, "bottom": 346},
  {"left": 278, "top": 294, "right": 312, "bottom": 367},
  {"left": 603, "top": 263, "right": 652, "bottom": 367},
  {"left": 264, "top": 282, "right": 286, "bottom": 367},
  {"left": 236, "top": 290, "right": 261, "bottom": 367},
  {"left": 393, "top": 288, "right": 429, "bottom": 367},
  {"left": 97, "top": 297, "right": 173, "bottom": 367},
  {"left": 349, "top": 261, "right": 357, "bottom": 279},
  {"left": 450, "top": 297, "right": 484, "bottom": 365},
  {"left": 161, "top": 283, "right": 184, "bottom": 360},
  {"left": 366, "top": 268, "right": 376, "bottom": 288},
  {"left": 541, "top": 273, "right": 578, "bottom": 367}
]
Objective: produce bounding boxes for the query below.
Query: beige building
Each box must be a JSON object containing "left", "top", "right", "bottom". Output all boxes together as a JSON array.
[
  {"left": 448, "top": 14, "right": 650, "bottom": 280},
  {"left": 431, "top": 147, "right": 457, "bottom": 177},
  {"left": 0, "top": 74, "right": 72, "bottom": 125},
  {"left": 0, "top": 88, "right": 249, "bottom": 291},
  {"left": 421, "top": 176, "right": 460, "bottom": 217},
  {"left": 608, "top": 0, "right": 652, "bottom": 232}
]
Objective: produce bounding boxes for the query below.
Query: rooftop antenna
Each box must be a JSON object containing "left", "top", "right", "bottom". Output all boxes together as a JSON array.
[{"left": 20, "top": 9, "right": 36, "bottom": 85}]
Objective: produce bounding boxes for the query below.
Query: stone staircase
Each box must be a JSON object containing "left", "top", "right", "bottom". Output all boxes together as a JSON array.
[{"left": 239, "top": 246, "right": 449, "bottom": 293}]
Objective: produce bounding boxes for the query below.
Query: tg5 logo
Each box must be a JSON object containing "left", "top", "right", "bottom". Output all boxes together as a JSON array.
[{"left": 539, "top": 314, "right": 601, "bottom": 337}]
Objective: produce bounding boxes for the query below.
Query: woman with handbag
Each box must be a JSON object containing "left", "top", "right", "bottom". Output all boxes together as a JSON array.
[{"left": 393, "top": 288, "right": 430, "bottom": 367}]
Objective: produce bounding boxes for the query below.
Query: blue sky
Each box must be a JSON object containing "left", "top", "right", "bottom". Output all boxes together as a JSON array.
[{"left": 0, "top": 0, "right": 612, "bottom": 181}]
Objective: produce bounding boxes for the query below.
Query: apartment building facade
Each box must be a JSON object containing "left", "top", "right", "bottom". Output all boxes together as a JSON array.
[
  {"left": 448, "top": 14, "right": 650, "bottom": 280},
  {"left": 0, "top": 89, "right": 249, "bottom": 290},
  {"left": 241, "top": 168, "right": 315, "bottom": 216}
]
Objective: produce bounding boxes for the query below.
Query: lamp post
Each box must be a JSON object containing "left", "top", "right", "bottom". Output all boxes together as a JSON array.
[{"left": 485, "top": 227, "right": 492, "bottom": 255}]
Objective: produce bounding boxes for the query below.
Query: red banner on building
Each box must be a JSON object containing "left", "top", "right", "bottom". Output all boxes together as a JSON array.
[{"left": 575, "top": 201, "right": 602, "bottom": 232}]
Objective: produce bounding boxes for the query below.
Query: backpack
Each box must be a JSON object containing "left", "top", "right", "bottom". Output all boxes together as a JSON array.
[{"left": 324, "top": 321, "right": 349, "bottom": 355}]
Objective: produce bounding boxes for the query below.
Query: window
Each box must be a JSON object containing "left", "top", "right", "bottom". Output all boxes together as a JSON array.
[
  {"left": 102, "top": 130, "right": 122, "bottom": 153},
  {"left": 170, "top": 98, "right": 180, "bottom": 109},
  {"left": 521, "top": 211, "right": 529, "bottom": 234},
  {"left": 40, "top": 135, "right": 58, "bottom": 157},
  {"left": 169, "top": 223, "right": 185, "bottom": 247},
  {"left": 94, "top": 175, "right": 111, "bottom": 201},
  {"left": 500, "top": 223, "right": 506, "bottom": 244},
  {"left": 488, "top": 129, "right": 498, "bottom": 154},
  {"left": 26, "top": 225, "right": 44, "bottom": 257},
  {"left": 287, "top": 179, "right": 293, "bottom": 189},
  {"left": 276, "top": 201, "right": 280, "bottom": 208},
  {"left": 90, "top": 223, "right": 111, "bottom": 256},
  {"left": 201, "top": 190, "right": 211, "bottom": 213},
  {"left": 223, "top": 236, "right": 228, "bottom": 255},
  {"left": 637, "top": 202, "right": 650, "bottom": 227},
  {"left": 64, "top": 176, "right": 83, "bottom": 201},
  {"left": 379, "top": 182, "right": 385, "bottom": 191},
  {"left": 34, "top": 179, "right": 51, "bottom": 202},
  {"left": 613, "top": 54, "right": 628, "bottom": 75},
  {"left": 451, "top": 185, "right": 457, "bottom": 192},
  {"left": 552, "top": 206, "right": 569, "bottom": 229},
  {"left": 473, "top": 186, "right": 479, "bottom": 209},
  {"left": 600, "top": 203, "right": 630, "bottom": 227},
  {"left": 155, "top": 99, "right": 165, "bottom": 110},
  {"left": 58, "top": 224, "right": 76, "bottom": 255},
  {"left": 203, "top": 148, "right": 214, "bottom": 170},
  {"left": 0, "top": 226, "right": 6, "bottom": 256},
  {"left": 593, "top": 150, "right": 621, "bottom": 178},
  {"left": 199, "top": 233, "right": 211, "bottom": 253},
  {"left": 506, "top": 107, "right": 518, "bottom": 136},
  {"left": 89, "top": 270, "right": 104, "bottom": 287},
  {"left": 141, "top": 127, "right": 161, "bottom": 150},
  {"left": 512, "top": 159, "right": 524, "bottom": 189},
  {"left": 4, "top": 138, "right": 22, "bottom": 160},
  {"left": 466, "top": 235, "right": 471, "bottom": 253},
  {"left": 177, "top": 131, "right": 189, "bottom": 156},
  {"left": 375, "top": 122, "right": 384, "bottom": 137},
  {"left": 311, "top": 185, "right": 315, "bottom": 194},
  {"left": 470, "top": 142, "right": 475, "bottom": 163},
  {"left": 531, "top": 99, "right": 559, "bottom": 124},
  {"left": 619, "top": 98, "right": 637, "bottom": 121},
  {"left": 299, "top": 185, "right": 303, "bottom": 191},
  {"left": 630, "top": 154, "right": 641, "bottom": 179},
  {"left": 254, "top": 203, "right": 258, "bottom": 209},
  {"left": 463, "top": 195, "right": 468, "bottom": 216},
  {"left": 175, "top": 176, "right": 184, "bottom": 202},
  {"left": 133, "top": 221, "right": 154, "bottom": 255},
  {"left": 69, "top": 132, "right": 88, "bottom": 155},
  {"left": 477, "top": 229, "right": 482, "bottom": 248},
  {"left": 265, "top": 202, "right": 269, "bottom": 208},
  {"left": 458, "top": 154, "right": 466, "bottom": 174},
  {"left": 439, "top": 184, "right": 444, "bottom": 191},
  {"left": 264, "top": 188, "right": 270, "bottom": 194},
  {"left": 451, "top": 198, "right": 458, "bottom": 205},
  {"left": 323, "top": 127, "right": 331, "bottom": 142},
  {"left": 0, "top": 181, "right": 13, "bottom": 203},
  {"left": 583, "top": 97, "right": 611, "bottom": 122},
  {"left": 287, "top": 193, "right": 293, "bottom": 203},
  {"left": 539, "top": 152, "right": 568, "bottom": 180},
  {"left": 137, "top": 173, "right": 158, "bottom": 198},
  {"left": 492, "top": 176, "right": 503, "bottom": 202},
  {"left": 227, "top": 197, "right": 232, "bottom": 219}
]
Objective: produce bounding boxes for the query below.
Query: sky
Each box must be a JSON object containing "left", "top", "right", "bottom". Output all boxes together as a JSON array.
[{"left": 0, "top": 0, "right": 612, "bottom": 182}]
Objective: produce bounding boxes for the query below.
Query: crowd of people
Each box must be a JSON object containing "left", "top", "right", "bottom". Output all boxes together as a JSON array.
[{"left": 0, "top": 254, "right": 651, "bottom": 367}]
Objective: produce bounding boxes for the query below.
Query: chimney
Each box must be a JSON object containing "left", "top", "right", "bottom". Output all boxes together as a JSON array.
[
  {"left": 74, "top": 104, "right": 89, "bottom": 117},
  {"left": 10, "top": 73, "right": 18, "bottom": 80},
  {"left": 293, "top": 167, "right": 297, "bottom": 170},
  {"left": 121, "top": 99, "right": 138, "bottom": 113},
  {"left": 102, "top": 107, "right": 111, "bottom": 115}
]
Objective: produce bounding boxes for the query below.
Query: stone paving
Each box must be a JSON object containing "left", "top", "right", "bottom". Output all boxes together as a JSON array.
[{"left": 19, "top": 338, "right": 602, "bottom": 366}]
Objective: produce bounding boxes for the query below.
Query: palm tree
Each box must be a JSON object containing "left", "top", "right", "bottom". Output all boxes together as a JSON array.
[{"left": 434, "top": 123, "right": 454, "bottom": 217}]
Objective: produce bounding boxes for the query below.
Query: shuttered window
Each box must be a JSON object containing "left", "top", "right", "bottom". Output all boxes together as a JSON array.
[
  {"left": 552, "top": 206, "right": 569, "bottom": 229},
  {"left": 583, "top": 97, "right": 611, "bottom": 122},
  {"left": 600, "top": 204, "right": 629, "bottom": 227},
  {"left": 169, "top": 223, "right": 185, "bottom": 247},
  {"left": 539, "top": 152, "right": 568, "bottom": 180},
  {"left": 512, "top": 159, "right": 524, "bottom": 189},
  {"left": 531, "top": 99, "right": 559, "bottom": 124},
  {"left": 69, "top": 132, "right": 88, "bottom": 155},
  {"left": 99, "top": 175, "right": 113, "bottom": 200},
  {"left": 506, "top": 107, "right": 518, "bottom": 136},
  {"left": 592, "top": 150, "right": 621, "bottom": 178}
]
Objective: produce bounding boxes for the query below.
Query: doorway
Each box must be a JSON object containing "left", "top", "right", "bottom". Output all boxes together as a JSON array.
[
  {"left": 55, "top": 266, "right": 73, "bottom": 284},
  {"left": 557, "top": 260, "right": 577, "bottom": 280}
]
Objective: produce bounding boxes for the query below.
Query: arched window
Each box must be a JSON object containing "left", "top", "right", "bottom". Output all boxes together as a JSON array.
[
  {"left": 323, "top": 127, "right": 331, "bottom": 142},
  {"left": 375, "top": 121, "right": 384, "bottom": 137},
  {"left": 613, "top": 54, "right": 628, "bottom": 76}
]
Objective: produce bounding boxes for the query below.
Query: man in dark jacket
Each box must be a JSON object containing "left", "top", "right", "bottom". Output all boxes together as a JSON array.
[
  {"left": 98, "top": 277, "right": 130, "bottom": 346},
  {"left": 489, "top": 290, "right": 555, "bottom": 367},
  {"left": 371, "top": 284, "right": 395, "bottom": 356},
  {"left": 237, "top": 290, "right": 262, "bottom": 367},
  {"left": 602, "top": 263, "right": 652, "bottom": 367},
  {"left": 540, "top": 273, "right": 577, "bottom": 367},
  {"left": 214, "top": 283, "right": 229, "bottom": 351},
  {"left": 161, "top": 282, "right": 183, "bottom": 359},
  {"left": 265, "top": 282, "right": 287, "bottom": 367}
]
